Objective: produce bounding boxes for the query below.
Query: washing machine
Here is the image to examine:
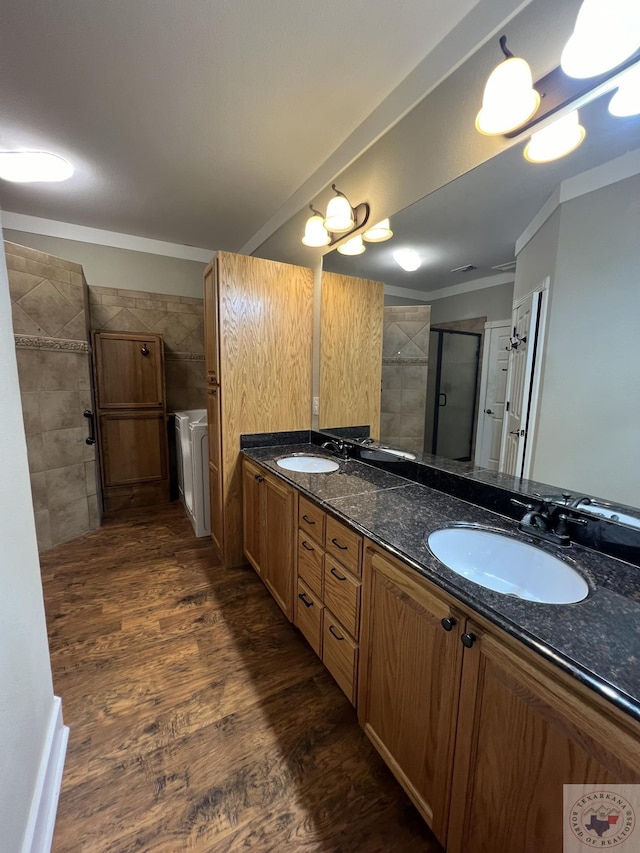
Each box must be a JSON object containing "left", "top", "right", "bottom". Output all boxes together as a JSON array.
[{"left": 174, "top": 410, "right": 209, "bottom": 537}]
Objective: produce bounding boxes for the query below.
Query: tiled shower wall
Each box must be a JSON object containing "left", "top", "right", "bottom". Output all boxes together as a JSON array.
[
  {"left": 88, "top": 286, "right": 206, "bottom": 411},
  {"left": 380, "top": 305, "right": 431, "bottom": 453},
  {"left": 5, "top": 241, "right": 100, "bottom": 551}
]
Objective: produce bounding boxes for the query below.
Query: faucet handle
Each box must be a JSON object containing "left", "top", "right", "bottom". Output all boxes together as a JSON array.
[{"left": 510, "top": 498, "right": 536, "bottom": 511}]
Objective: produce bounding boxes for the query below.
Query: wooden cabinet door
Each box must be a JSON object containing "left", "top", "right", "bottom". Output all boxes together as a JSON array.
[
  {"left": 242, "top": 459, "right": 263, "bottom": 573},
  {"left": 94, "top": 332, "right": 164, "bottom": 408},
  {"left": 358, "top": 546, "right": 464, "bottom": 845},
  {"left": 447, "top": 623, "right": 640, "bottom": 853},
  {"left": 261, "top": 473, "right": 295, "bottom": 622},
  {"left": 100, "top": 412, "right": 167, "bottom": 486},
  {"left": 203, "top": 259, "right": 220, "bottom": 385}
]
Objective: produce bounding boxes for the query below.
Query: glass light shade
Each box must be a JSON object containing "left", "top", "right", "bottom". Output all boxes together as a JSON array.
[
  {"left": 609, "top": 64, "right": 640, "bottom": 116},
  {"left": 302, "top": 214, "right": 330, "bottom": 247},
  {"left": 337, "top": 235, "right": 365, "bottom": 256},
  {"left": 393, "top": 248, "right": 421, "bottom": 271},
  {"left": 561, "top": 0, "right": 640, "bottom": 78},
  {"left": 524, "top": 111, "right": 586, "bottom": 163},
  {"left": 0, "top": 151, "right": 73, "bottom": 182},
  {"left": 475, "top": 57, "right": 540, "bottom": 135},
  {"left": 324, "top": 194, "right": 354, "bottom": 232},
  {"left": 362, "top": 218, "right": 393, "bottom": 242}
]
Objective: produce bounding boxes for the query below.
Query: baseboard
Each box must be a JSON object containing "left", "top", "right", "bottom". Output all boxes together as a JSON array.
[{"left": 21, "top": 696, "right": 69, "bottom": 853}]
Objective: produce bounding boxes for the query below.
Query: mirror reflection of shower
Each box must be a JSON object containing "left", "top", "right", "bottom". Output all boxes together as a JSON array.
[{"left": 380, "top": 306, "right": 484, "bottom": 461}]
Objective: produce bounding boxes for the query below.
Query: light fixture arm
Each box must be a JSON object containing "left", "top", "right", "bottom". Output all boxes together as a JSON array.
[
  {"left": 499, "top": 35, "right": 513, "bottom": 59},
  {"left": 308, "top": 203, "right": 324, "bottom": 218}
]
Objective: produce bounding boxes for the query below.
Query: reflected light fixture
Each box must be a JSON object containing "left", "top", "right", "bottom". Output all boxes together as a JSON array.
[
  {"left": 524, "top": 110, "right": 586, "bottom": 163},
  {"left": 561, "top": 0, "right": 640, "bottom": 79},
  {"left": 0, "top": 151, "right": 73, "bottom": 182},
  {"left": 324, "top": 185, "right": 354, "bottom": 233},
  {"left": 393, "top": 248, "right": 421, "bottom": 271},
  {"left": 475, "top": 36, "right": 540, "bottom": 135},
  {"left": 337, "top": 234, "right": 365, "bottom": 256},
  {"left": 362, "top": 218, "right": 393, "bottom": 242},
  {"left": 301, "top": 205, "right": 331, "bottom": 247},
  {"left": 609, "top": 63, "right": 640, "bottom": 116}
]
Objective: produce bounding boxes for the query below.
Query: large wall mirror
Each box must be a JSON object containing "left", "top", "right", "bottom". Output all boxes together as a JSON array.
[{"left": 322, "top": 89, "right": 640, "bottom": 513}]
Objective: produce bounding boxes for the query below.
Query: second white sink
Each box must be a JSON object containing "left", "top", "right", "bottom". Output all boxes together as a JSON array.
[
  {"left": 426, "top": 526, "right": 588, "bottom": 604},
  {"left": 276, "top": 455, "right": 340, "bottom": 473}
]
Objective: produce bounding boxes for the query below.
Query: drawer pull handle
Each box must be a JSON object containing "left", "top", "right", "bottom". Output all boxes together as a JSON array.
[
  {"left": 301, "top": 541, "right": 314, "bottom": 552},
  {"left": 298, "top": 593, "right": 313, "bottom": 608},
  {"left": 302, "top": 514, "right": 315, "bottom": 525},
  {"left": 329, "top": 624, "right": 344, "bottom": 641},
  {"left": 331, "top": 537, "right": 348, "bottom": 551},
  {"left": 441, "top": 617, "right": 457, "bottom": 632},
  {"left": 330, "top": 566, "right": 347, "bottom": 581},
  {"left": 255, "top": 474, "right": 264, "bottom": 483},
  {"left": 461, "top": 633, "right": 476, "bottom": 648}
]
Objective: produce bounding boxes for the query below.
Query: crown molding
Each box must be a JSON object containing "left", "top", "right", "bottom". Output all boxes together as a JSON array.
[
  {"left": 385, "top": 271, "right": 514, "bottom": 304},
  {"left": 1, "top": 212, "right": 214, "bottom": 263}
]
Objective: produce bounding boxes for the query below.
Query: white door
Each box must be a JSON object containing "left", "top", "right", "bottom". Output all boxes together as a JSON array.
[
  {"left": 499, "top": 291, "right": 542, "bottom": 476},
  {"left": 475, "top": 321, "right": 510, "bottom": 470}
]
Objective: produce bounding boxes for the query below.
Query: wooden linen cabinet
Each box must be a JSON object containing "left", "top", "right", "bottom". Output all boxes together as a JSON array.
[{"left": 92, "top": 330, "right": 170, "bottom": 512}]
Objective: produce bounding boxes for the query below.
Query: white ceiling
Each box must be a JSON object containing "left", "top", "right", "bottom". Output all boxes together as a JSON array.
[{"left": 0, "top": 0, "right": 487, "bottom": 251}]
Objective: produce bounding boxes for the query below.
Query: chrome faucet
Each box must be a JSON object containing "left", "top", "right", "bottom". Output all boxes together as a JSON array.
[{"left": 321, "top": 439, "right": 350, "bottom": 461}]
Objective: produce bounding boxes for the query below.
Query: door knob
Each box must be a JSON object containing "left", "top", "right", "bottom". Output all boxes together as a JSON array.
[
  {"left": 484, "top": 408, "right": 494, "bottom": 414},
  {"left": 461, "top": 633, "right": 476, "bottom": 648}
]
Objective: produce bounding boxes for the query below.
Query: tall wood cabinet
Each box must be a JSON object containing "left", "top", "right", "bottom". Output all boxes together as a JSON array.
[
  {"left": 203, "top": 251, "right": 313, "bottom": 567},
  {"left": 92, "top": 331, "right": 169, "bottom": 512}
]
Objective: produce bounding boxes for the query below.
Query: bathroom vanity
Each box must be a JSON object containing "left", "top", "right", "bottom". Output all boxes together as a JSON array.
[{"left": 241, "top": 436, "right": 640, "bottom": 853}]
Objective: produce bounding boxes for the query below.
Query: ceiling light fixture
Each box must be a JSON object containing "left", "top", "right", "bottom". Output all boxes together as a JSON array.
[
  {"left": 337, "top": 235, "right": 365, "bottom": 256},
  {"left": 608, "top": 63, "right": 640, "bottom": 116},
  {"left": 561, "top": 0, "right": 640, "bottom": 79},
  {"left": 524, "top": 110, "right": 586, "bottom": 163},
  {"left": 393, "top": 248, "right": 421, "bottom": 272},
  {"left": 302, "top": 184, "right": 370, "bottom": 250},
  {"left": 301, "top": 206, "right": 331, "bottom": 247},
  {"left": 475, "top": 36, "right": 540, "bottom": 135},
  {"left": 0, "top": 150, "right": 73, "bottom": 183},
  {"left": 362, "top": 218, "right": 393, "bottom": 242}
]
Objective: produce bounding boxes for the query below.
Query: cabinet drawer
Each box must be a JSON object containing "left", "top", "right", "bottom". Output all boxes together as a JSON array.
[
  {"left": 323, "top": 556, "right": 361, "bottom": 640},
  {"left": 295, "top": 579, "right": 323, "bottom": 658},
  {"left": 299, "top": 496, "right": 325, "bottom": 544},
  {"left": 323, "top": 611, "right": 358, "bottom": 706},
  {"left": 326, "top": 515, "right": 362, "bottom": 577},
  {"left": 297, "top": 530, "right": 323, "bottom": 597}
]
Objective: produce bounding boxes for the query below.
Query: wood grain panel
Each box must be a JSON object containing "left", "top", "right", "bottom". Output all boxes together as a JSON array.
[
  {"left": 100, "top": 412, "right": 167, "bottom": 486},
  {"left": 41, "top": 505, "right": 441, "bottom": 852},
  {"left": 93, "top": 332, "right": 164, "bottom": 408},
  {"left": 299, "top": 495, "right": 325, "bottom": 545},
  {"left": 320, "top": 270, "right": 384, "bottom": 437},
  {"left": 326, "top": 514, "right": 362, "bottom": 576},
  {"left": 323, "top": 555, "right": 361, "bottom": 640},
  {"left": 297, "top": 530, "right": 323, "bottom": 598},
  {"left": 215, "top": 251, "right": 313, "bottom": 567}
]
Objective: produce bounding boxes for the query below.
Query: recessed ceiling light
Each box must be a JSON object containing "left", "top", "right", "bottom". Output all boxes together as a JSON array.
[
  {"left": 0, "top": 151, "right": 73, "bottom": 183},
  {"left": 393, "top": 248, "right": 421, "bottom": 271}
]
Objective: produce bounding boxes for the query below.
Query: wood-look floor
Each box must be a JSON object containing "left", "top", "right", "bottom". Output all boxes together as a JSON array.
[{"left": 41, "top": 504, "right": 442, "bottom": 852}]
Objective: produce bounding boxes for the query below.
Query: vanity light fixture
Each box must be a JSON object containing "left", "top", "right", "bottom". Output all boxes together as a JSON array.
[
  {"left": 0, "top": 150, "right": 73, "bottom": 182},
  {"left": 475, "top": 36, "right": 540, "bottom": 135},
  {"left": 561, "top": 0, "right": 640, "bottom": 79},
  {"left": 302, "top": 206, "right": 331, "bottom": 247},
  {"left": 608, "top": 63, "right": 640, "bottom": 116},
  {"left": 337, "top": 234, "right": 365, "bottom": 256},
  {"left": 324, "top": 185, "right": 355, "bottom": 233},
  {"left": 393, "top": 248, "right": 421, "bottom": 272},
  {"left": 523, "top": 110, "right": 586, "bottom": 163},
  {"left": 362, "top": 218, "right": 393, "bottom": 242}
]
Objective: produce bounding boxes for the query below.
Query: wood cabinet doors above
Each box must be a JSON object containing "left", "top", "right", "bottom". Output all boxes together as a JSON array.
[{"left": 93, "top": 332, "right": 164, "bottom": 408}]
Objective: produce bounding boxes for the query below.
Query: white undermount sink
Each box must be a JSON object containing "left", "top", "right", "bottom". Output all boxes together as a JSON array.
[
  {"left": 276, "top": 455, "right": 340, "bottom": 474},
  {"left": 426, "top": 526, "right": 589, "bottom": 604}
]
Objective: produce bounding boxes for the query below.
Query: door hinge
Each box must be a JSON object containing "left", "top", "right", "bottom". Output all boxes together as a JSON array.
[{"left": 506, "top": 401, "right": 510, "bottom": 412}]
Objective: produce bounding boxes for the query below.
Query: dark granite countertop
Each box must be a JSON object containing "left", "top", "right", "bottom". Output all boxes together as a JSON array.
[{"left": 242, "top": 443, "right": 640, "bottom": 724}]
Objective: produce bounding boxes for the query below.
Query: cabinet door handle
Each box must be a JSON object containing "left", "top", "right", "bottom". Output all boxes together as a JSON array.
[
  {"left": 302, "top": 514, "right": 315, "bottom": 525},
  {"left": 329, "top": 624, "right": 344, "bottom": 641},
  {"left": 255, "top": 474, "right": 264, "bottom": 483},
  {"left": 141, "top": 345, "right": 149, "bottom": 356},
  {"left": 330, "top": 566, "right": 347, "bottom": 581},
  {"left": 83, "top": 409, "right": 96, "bottom": 445},
  {"left": 441, "top": 616, "right": 457, "bottom": 632},
  {"left": 331, "top": 537, "right": 348, "bottom": 551},
  {"left": 209, "top": 387, "right": 218, "bottom": 395},
  {"left": 461, "top": 633, "right": 476, "bottom": 648},
  {"left": 301, "top": 541, "right": 314, "bottom": 552},
  {"left": 298, "top": 593, "right": 313, "bottom": 608}
]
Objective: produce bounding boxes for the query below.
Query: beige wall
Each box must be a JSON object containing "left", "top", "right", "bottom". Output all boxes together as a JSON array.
[
  {"left": 3, "top": 229, "right": 206, "bottom": 299},
  {"left": 0, "top": 228, "right": 57, "bottom": 853},
  {"left": 5, "top": 241, "right": 100, "bottom": 551}
]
